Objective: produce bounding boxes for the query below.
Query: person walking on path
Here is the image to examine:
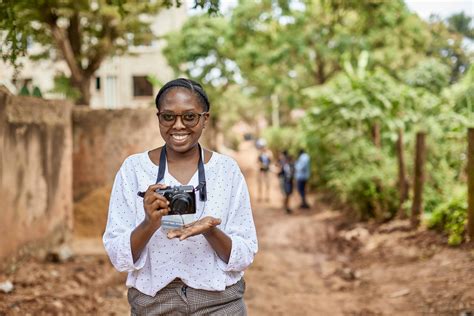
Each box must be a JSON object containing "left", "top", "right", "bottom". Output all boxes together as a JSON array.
[
  {"left": 257, "top": 147, "right": 272, "bottom": 202},
  {"left": 295, "top": 149, "right": 311, "bottom": 209},
  {"left": 103, "top": 78, "right": 257, "bottom": 315},
  {"left": 278, "top": 151, "right": 294, "bottom": 214}
]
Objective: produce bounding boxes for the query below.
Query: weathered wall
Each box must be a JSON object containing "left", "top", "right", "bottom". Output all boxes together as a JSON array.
[
  {"left": 72, "top": 108, "right": 164, "bottom": 236},
  {"left": 0, "top": 87, "right": 73, "bottom": 261},
  {"left": 72, "top": 108, "right": 164, "bottom": 202}
]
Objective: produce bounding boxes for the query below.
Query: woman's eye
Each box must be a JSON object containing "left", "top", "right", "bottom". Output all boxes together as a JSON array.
[
  {"left": 162, "top": 113, "right": 175, "bottom": 121},
  {"left": 183, "top": 113, "right": 197, "bottom": 121}
]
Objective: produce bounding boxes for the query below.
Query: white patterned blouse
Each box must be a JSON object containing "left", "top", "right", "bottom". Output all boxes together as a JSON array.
[{"left": 103, "top": 150, "right": 258, "bottom": 297}]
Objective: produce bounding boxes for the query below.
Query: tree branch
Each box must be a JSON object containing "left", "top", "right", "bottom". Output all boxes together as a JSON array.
[
  {"left": 67, "top": 12, "right": 81, "bottom": 56},
  {"left": 85, "top": 21, "right": 117, "bottom": 76},
  {"left": 50, "top": 25, "right": 84, "bottom": 84}
]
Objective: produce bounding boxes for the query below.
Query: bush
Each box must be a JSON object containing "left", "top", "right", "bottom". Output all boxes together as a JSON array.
[
  {"left": 261, "top": 126, "right": 302, "bottom": 156},
  {"left": 329, "top": 159, "right": 399, "bottom": 221},
  {"left": 426, "top": 188, "right": 467, "bottom": 246}
]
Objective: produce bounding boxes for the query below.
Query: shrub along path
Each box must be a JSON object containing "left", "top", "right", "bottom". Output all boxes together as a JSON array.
[
  {"left": 0, "top": 141, "right": 472, "bottom": 315},
  {"left": 237, "top": 140, "right": 473, "bottom": 315}
]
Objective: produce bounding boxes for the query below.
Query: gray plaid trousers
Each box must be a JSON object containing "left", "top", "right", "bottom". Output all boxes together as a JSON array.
[{"left": 127, "top": 279, "right": 247, "bottom": 315}]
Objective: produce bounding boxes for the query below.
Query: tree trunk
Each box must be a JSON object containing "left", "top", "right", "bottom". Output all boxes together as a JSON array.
[
  {"left": 411, "top": 132, "right": 426, "bottom": 227},
  {"left": 396, "top": 128, "right": 409, "bottom": 217},
  {"left": 372, "top": 122, "right": 381, "bottom": 148},
  {"left": 74, "top": 77, "right": 91, "bottom": 106}
]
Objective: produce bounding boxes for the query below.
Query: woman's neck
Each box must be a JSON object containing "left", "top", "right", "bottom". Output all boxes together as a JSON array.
[{"left": 166, "top": 144, "right": 200, "bottom": 163}]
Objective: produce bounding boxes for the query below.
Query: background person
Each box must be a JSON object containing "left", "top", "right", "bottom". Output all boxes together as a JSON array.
[
  {"left": 257, "top": 147, "right": 271, "bottom": 202},
  {"left": 295, "top": 149, "right": 311, "bottom": 209},
  {"left": 278, "top": 150, "right": 294, "bottom": 214},
  {"left": 103, "top": 78, "right": 258, "bottom": 315}
]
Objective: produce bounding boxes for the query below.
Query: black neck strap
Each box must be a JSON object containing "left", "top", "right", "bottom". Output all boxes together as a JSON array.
[{"left": 156, "top": 144, "right": 207, "bottom": 201}]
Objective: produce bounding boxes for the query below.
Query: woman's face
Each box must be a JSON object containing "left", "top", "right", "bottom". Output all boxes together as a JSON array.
[{"left": 158, "top": 88, "right": 209, "bottom": 153}]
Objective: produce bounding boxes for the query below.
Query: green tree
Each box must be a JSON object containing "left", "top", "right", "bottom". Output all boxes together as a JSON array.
[
  {"left": 0, "top": 0, "right": 219, "bottom": 105},
  {"left": 446, "top": 12, "right": 473, "bottom": 39},
  {"left": 164, "top": 0, "right": 470, "bottom": 120}
]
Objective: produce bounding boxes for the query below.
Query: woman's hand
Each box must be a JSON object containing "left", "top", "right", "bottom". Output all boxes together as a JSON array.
[
  {"left": 167, "top": 216, "right": 222, "bottom": 241},
  {"left": 143, "top": 183, "right": 170, "bottom": 230}
]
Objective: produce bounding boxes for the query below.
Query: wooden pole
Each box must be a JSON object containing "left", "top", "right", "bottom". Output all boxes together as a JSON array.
[
  {"left": 411, "top": 132, "right": 426, "bottom": 227},
  {"left": 468, "top": 128, "right": 474, "bottom": 241},
  {"left": 396, "top": 128, "right": 409, "bottom": 217},
  {"left": 372, "top": 122, "right": 381, "bottom": 148}
]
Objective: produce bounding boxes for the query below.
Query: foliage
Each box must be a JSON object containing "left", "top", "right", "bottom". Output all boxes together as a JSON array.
[
  {"left": 32, "top": 86, "right": 43, "bottom": 98},
  {"left": 299, "top": 50, "right": 469, "bottom": 225},
  {"left": 329, "top": 158, "right": 399, "bottom": 221},
  {"left": 50, "top": 73, "right": 81, "bottom": 102},
  {"left": 403, "top": 58, "right": 451, "bottom": 94},
  {"left": 262, "top": 126, "right": 301, "bottom": 157},
  {"left": 18, "top": 85, "right": 30, "bottom": 96},
  {"left": 161, "top": 0, "right": 472, "bottom": 242},
  {"left": 446, "top": 12, "right": 473, "bottom": 40},
  {"left": 164, "top": 0, "right": 470, "bottom": 119},
  {"left": 0, "top": 0, "right": 220, "bottom": 105},
  {"left": 426, "top": 188, "right": 468, "bottom": 246}
]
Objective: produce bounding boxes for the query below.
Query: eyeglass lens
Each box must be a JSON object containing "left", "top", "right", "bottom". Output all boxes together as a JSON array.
[{"left": 158, "top": 112, "right": 203, "bottom": 127}]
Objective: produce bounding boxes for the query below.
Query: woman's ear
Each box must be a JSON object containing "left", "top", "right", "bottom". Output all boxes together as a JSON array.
[{"left": 203, "top": 113, "right": 210, "bottom": 129}]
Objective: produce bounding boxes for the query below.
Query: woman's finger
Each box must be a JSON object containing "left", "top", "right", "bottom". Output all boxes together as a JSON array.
[
  {"left": 150, "top": 198, "right": 169, "bottom": 211},
  {"left": 153, "top": 192, "right": 169, "bottom": 203},
  {"left": 158, "top": 207, "right": 170, "bottom": 217},
  {"left": 144, "top": 193, "right": 158, "bottom": 205},
  {"left": 167, "top": 229, "right": 183, "bottom": 239},
  {"left": 144, "top": 183, "right": 168, "bottom": 199},
  {"left": 146, "top": 183, "right": 164, "bottom": 194},
  {"left": 210, "top": 218, "right": 222, "bottom": 226}
]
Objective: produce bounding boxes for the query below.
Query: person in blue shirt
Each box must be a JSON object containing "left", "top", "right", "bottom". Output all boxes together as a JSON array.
[{"left": 294, "top": 149, "right": 311, "bottom": 209}]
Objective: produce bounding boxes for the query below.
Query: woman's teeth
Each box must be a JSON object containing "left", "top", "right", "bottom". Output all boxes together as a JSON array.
[{"left": 172, "top": 134, "right": 189, "bottom": 141}]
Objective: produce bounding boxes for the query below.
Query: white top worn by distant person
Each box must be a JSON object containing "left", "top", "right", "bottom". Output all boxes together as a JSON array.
[
  {"left": 295, "top": 152, "right": 310, "bottom": 181},
  {"left": 103, "top": 150, "right": 258, "bottom": 296},
  {"left": 255, "top": 138, "right": 266, "bottom": 149}
]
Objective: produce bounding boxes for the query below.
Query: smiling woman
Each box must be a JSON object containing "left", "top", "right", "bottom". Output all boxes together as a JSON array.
[{"left": 103, "top": 78, "right": 258, "bottom": 315}]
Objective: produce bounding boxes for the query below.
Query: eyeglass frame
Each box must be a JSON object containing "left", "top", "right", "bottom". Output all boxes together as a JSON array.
[{"left": 156, "top": 111, "right": 209, "bottom": 127}]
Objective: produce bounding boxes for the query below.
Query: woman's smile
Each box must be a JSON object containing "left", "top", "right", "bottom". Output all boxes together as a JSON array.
[{"left": 171, "top": 133, "right": 191, "bottom": 143}]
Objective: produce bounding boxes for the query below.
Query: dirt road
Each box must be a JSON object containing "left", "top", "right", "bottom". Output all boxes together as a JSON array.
[{"left": 1, "top": 141, "right": 473, "bottom": 315}]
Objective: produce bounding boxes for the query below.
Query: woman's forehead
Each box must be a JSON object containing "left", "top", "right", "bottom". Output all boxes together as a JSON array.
[{"left": 161, "top": 88, "right": 204, "bottom": 111}]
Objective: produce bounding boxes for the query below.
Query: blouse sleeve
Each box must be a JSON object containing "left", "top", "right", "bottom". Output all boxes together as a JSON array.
[
  {"left": 102, "top": 159, "right": 148, "bottom": 272},
  {"left": 217, "top": 161, "right": 258, "bottom": 272}
]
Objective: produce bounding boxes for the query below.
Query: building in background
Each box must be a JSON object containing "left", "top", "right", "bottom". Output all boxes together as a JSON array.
[{"left": 0, "top": 5, "right": 187, "bottom": 109}]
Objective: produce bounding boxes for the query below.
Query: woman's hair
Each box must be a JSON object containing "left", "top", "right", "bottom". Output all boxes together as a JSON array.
[{"left": 155, "top": 78, "right": 210, "bottom": 111}]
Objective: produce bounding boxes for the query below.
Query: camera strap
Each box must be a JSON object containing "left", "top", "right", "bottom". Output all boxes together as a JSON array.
[{"left": 156, "top": 144, "right": 207, "bottom": 201}]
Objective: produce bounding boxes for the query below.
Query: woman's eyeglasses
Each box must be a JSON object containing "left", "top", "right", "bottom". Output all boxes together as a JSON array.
[{"left": 157, "top": 111, "right": 208, "bottom": 127}]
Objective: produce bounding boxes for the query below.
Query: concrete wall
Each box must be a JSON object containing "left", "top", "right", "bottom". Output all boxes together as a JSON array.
[
  {"left": 72, "top": 108, "right": 164, "bottom": 202},
  {"left": 0, "top": 87, "right": 73, "bottom": 262},
  {"left": 72, "top": 108, "right": 165, "bottom": 237},
  {"left": 0, "top": 89, "right": 214, "bottom": 255}
]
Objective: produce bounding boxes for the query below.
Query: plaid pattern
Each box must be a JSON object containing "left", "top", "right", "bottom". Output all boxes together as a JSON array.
[{"left": 127, "top": 279, "right": 247, "bottom": 316}]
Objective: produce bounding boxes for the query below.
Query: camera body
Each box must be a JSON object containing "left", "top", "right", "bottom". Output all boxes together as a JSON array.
[{"left": 156, "top": 185, "right": 196, "bottom": 215}]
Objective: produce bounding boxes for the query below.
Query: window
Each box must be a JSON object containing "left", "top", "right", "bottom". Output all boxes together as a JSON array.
[
  {"left": 95, "top": 77, "right": 101, "bottom": 91},
  {"left": 133, "top": 76, "right": 153, "bottom": 97}
]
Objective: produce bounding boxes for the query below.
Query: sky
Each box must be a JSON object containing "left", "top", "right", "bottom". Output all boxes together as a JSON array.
[{"left": 405, "top": 0, "right": 473, "bottom": 19}]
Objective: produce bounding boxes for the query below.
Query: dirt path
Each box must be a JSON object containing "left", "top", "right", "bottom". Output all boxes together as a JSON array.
[
  {"left": 236, "top": 141, "right": 474, "bottom": 315},
  {"left": 1, "top": 142, "right": 473, "bottom": 315}
]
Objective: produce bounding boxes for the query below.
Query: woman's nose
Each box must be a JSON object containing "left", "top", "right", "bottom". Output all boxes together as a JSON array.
[{"left": 172, "top": 115, "right": 186, "bottom": 129}]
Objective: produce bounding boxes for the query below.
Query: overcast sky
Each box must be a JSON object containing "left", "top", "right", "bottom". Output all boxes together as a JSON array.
[{"left": 405, "top": 0, "right": 473, "bottom": 19}]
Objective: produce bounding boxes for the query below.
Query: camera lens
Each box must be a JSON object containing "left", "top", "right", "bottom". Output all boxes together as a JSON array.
[{"left": 171, "top": 193, "right": 192, "bottom": 214}]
